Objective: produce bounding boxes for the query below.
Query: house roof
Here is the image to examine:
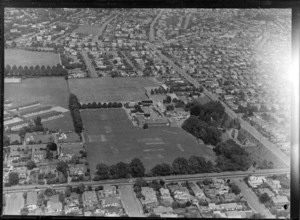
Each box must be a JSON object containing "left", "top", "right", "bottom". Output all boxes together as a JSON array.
[
  {"left": 153, "top": 206, "right": 173, "bottom": 214},
  {"left": 103, "top": 197, "right": 121, "bottom": 207},
  {"left": 272, "top": 195, "right": 289, "bottom": 204},
  {"left": 83, "top": 191, "right": 98, "bottom": 203}
]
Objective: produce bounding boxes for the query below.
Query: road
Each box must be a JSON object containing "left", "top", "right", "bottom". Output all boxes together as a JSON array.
[
  {"left": 120, "top": 51, "right": 139, "bottom": 72},
  {"left": 149, "top": 9, "right": 164, "bottom": 42},
  {"left": 119, "top": 185, "right": 145, "bottom": 217},
  {"left": 21, "top": 9, "right": 34, "bottom": 20},
  {"left": 81, "top": 51, "right": 98, "bottom": 78},
  {"left": 3, "top": 167, "right": 289, "bottom": 193},
  {"left": 183, "top": 13, "right": 192, "bottom": 30},
  {"left": 232, "top": 178, "right": 275, "bottom": 218},
  {"left": 148, "top": 43, "right": 290, "bottom": 168},
  {"left": 92, "top": 13, "right": 119, "bottom": 44}
]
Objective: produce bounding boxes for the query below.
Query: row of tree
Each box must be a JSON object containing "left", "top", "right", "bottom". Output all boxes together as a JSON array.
[
  {"left": 69, "top": 94, "right": 83, "bottom": 134},
  {"left": 93, "top": 158, "right": 145, "bottom": 181},
  {"left": 80, "top": 102, "right": 123, "bottom": 109},
  {"left": 5, "top": 64, "right": 68, "bottom": 77}
]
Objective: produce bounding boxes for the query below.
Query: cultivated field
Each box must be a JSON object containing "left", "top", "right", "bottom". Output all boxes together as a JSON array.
[
  {"left": 69, "top": 77, "right": 161, "bottom": 102},
  {"left": 82, "top": 109, "right": 217, "bottom": 176},
  {"left": 5, "top": 49, "right": 60, "bottom": 67},
  {"left": 73, "top": 25, "right": 100, "bottom": 35}
]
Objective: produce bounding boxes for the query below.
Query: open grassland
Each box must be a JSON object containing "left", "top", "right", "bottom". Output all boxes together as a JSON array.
[
  {"left": 82, "top": 109, "right": 216, "bottom": 176},
  {"left": 69, "top": 77, "right": 161, "bottom": 102},
  {"left": 5, "top": 49, "right": 60, "bottom": 67}
]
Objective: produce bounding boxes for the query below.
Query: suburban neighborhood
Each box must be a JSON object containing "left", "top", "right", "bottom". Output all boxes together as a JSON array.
[{"left": 3, "top": 8, "right": 292, "bottom": 218}]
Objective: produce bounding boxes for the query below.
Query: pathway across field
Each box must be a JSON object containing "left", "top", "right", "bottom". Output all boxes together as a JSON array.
[{"left": 82, "top": 109, "right": 216, "bottom": 177}]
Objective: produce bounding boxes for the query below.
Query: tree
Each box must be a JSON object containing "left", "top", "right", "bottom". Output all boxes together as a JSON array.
[
  {"left": 59, "top": 193, "right": 65, "bottom": 203},
  {"left": 151, "top": 163, "right": 173, "bottom": 176},
  {"left": 56, "top": 161, "right": 68, "bottom": 173},
  {"left": 20, "top": 207, "right": 29, "bottom": 215},
  {"left": 130, "top": 158, "right": 146, "bottom": 177},
  {"left": 172, "top": 157, "right": 190, "bottom": 175},
  {"left": 95, "top": 163, "right": 110, "bottom": 180},
  {"left": 143, "top": 123, "right": 148, "bottom": 129},
  {"left": 259, "top": 193, "right": 271, "bottom": 203},
  {"left": 166, "top": 96, "right": 171, "bottom": 103},
  {"left": 34, "top": 116, "right": 42, "bottom": 126},
  {"left": 45, "top": 150, "right": 53, "bottom": 160},
  {"left": 8, "top": 172, "right": 19, "bottom": 185},
  {"left": 26, "top": 160, "right": 37, "bottom": 170},
  {"left": 47, "top": 142, "right": 57, "bottom": 151},
  {"left": 150, "top": 89, "right": 154, "bottom": 95},
  {"left": 230, "top": 183, "right": 241, "bottom": 195},
  {"left": 65, "top": 185, "right": 72, "bottom": 197}
]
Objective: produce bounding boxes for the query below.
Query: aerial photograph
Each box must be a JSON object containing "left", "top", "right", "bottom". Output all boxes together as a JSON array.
[{"left": 3, "top": 8, "right": 291, "bottom": 218}]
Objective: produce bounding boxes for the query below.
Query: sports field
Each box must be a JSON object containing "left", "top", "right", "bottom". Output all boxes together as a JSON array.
[
  {"left": 82, "top": 109, "right": 217, "bottom": 176},
  {"left": 5, "top": 49, "right": 60, "bottom": 67},
  {"left": 69, "top": 77, "right": 161, "bottom": 102},
  {"left": 73, "top": 25, "right": 100, "bottom": 35},
  {"left": 5, "top": 77, "right": 74, "bottom": 131},
  {"left": 5, "top": 77, "right": 69, "bottom": 108}
]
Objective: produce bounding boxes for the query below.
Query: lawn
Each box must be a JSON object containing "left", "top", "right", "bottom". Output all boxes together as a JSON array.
[
  {"left": 81, "top": 109, "right": 217, "bottom": 176},
  {"left": 5, "top": 49, "right": 60, "bottom": 67},
  {"left": 69, "top": 77, "right": 160, "bottom": 102},
  {"left": 73, "top": 25, "right": 100, "bottom": 35},
  {"left": 4, "top": 193, "right": 24, "bottom": 215}
]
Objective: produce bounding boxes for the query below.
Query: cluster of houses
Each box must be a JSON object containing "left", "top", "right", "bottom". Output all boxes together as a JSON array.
[
  {"left": 247, "top": 175, "right": 290, "bottom": 215},
  {"left": 3, "top": 130, "right": 90, "bottom": 186},
  {"left": 136, "top": 178, "right": 254, "bottom": 218}
]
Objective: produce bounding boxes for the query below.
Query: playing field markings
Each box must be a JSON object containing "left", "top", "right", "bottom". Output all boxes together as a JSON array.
[
  {"left": 162, "top": 130, "right": 178, "bottom": 135},
  {"left": 145, "top": 142, "right": 165, "bottom": 145},
  {"left": 143, "top": 149, "right": 164, "bottom": 152},
  {"left": 137, "top": 138, "right": 162, "bottom": 142},
  {"left": 110, "top": 146, "right": 119, "bottom": 154},
  {"left": 177, "top": 144, "right": 184, "bottom": 152},
  {"left": 105, "top": 126, "right": 112, "bottom": 133},
  {"left": 101, "top": 135, "right": 107, "bottom": 142}
]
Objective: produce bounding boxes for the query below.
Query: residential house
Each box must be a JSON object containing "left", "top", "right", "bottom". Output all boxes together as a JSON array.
[
  {"left": 69, "top": 164, "right": 87, "bottom": 176},
  {"left": 271, "top": 195, "right": 289, "bottom": 207},
  {"left": 14, "top": 166, "right": 28, "bottom": 179},
  {"left": 104, "top": 207, "right": 124, "bottom": 217},
  {"left": 266, "top": 179, "right": 282, "bottom": 194},
  {"left": 103, "top": 185, "right": 117, "bottom": 197},
  {"left": 225, "top": 211, "right": 246, "bottom": 218},
  {"left": 102, "top": 197, "right": 122, "bottom": 208},
  {"left": 221, "top": 193, "right": 239, "bottom": 203},
  {"left": 65, "top": 193, "right": 82, "bottom": 215},
  {"left": 159, "top": 188, "right": 174, "bottom": 205},
  {"left": 140, "top": 187, "right": 159, "bottom": 208},
  {"left": 47, "top": 195, "right": 63, "bottom": 213},
  {"left": 26, "top": 191, "right": 38, "bottom": 211},
  {"left": 82, "top": 191, "right": 99, "bottom": 211},
  {"left": 248, "top": 176, "right": 266, "bottom": 188},
  {"left": 257, "top": 188, "right": 275, "bottom": 198},
  {"left": 221, "top": 203, "right": 243, "bottom": 211},
  {"left": 168, "top": 185, "right": 191, "bottom": 203},
  {"left": 189, "top": 183, "right": 205, "bottom": 198},
  {"left": 153, "top": 206, "right": 173, "bottom": 215},
  {"left": 213, "top": 211, "right": 227, "bottom": 218}
]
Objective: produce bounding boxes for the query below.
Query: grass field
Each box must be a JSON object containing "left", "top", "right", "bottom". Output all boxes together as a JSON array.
[
  {"left": 5, "top": 77, "right": 74, "bottom": 131},
  {"left": 5, "top": 49, "right": 60, "bottom": 67},
  {"left": 5, "top": 77, "right": 69, "bottom": 108},
  {"left": 73, "top": 25, "right": 100, "bottom": 35},
  {"left": 82, "top": 109, "right": 217, "bottom": 176},
  {"left": 69, "top": 77, "right": 161, "bottom": 102}
]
